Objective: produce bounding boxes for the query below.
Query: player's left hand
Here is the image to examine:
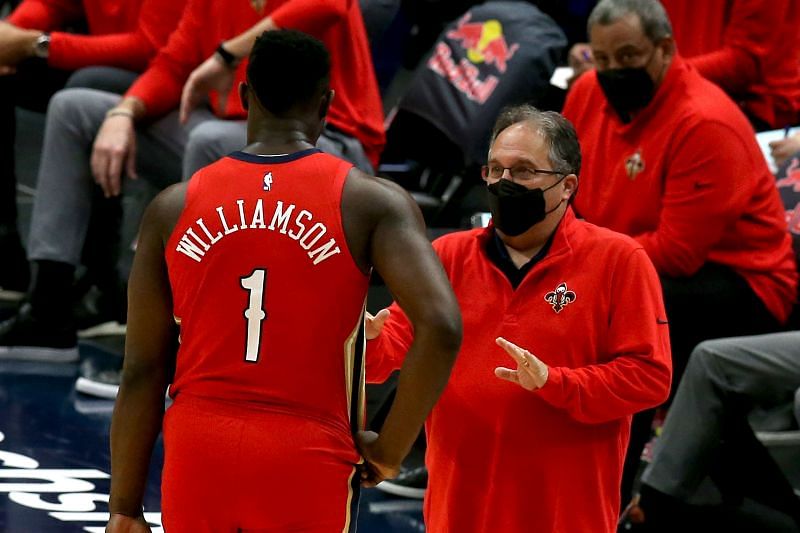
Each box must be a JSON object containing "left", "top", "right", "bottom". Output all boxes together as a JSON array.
[
  {"left": 355, "top": 430, "right": 402, "bottom": 487},
  {"left": 105, "top": 512, "right": 151, "bottom": 533},
  {"left": 179, "top": 54, "right": 234, "bottom": 124},
  {"left": 494, "top": 337, "right": 549, "bottom": 390}
]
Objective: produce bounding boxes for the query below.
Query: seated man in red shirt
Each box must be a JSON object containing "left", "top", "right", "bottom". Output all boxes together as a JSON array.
[
  {"left": 0, "top": 0, "right": 186, "bottom": 298},
  {"left": 0, "top": 1, "right": 385, "bottom": 368},
  {"left": 562, "top": 0, "right": 798, "bottom": 503},
  {"left": 570, "top": 0, "right": 800, "bottom": 130},
  {"left": 366, "top": 104, "right": 672, "bottom": 533}
]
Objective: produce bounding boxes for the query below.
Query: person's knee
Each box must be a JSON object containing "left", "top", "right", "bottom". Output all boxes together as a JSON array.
[
  {"left": 66, "top": 67, "right": 137, "bottom": 94},
  {"left": 46, "top": 88, "right": 112, "bottom": 124},
  {"left": 186, "top": 122, "right": 225, "bottom": 157},
  {"left": 686, "top": 340, "right": 720, "bottom": 376},
  {"left": 184, "top": 122, "right": 243, "bottom": 178},
  {"left": 65, "top": 68, "right": 106, "bottom": 90}
]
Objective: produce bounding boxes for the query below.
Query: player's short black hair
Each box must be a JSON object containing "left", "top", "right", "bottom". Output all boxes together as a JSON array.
[{"left": 247, "top": 30, "right": 331, "bottom": 116}]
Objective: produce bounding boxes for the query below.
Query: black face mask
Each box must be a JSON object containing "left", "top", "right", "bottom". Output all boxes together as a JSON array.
[
  {"left": 486, "top": 177, "right": 565, "bottom": 237},
  {"left": 596, "top": 67, "right": 655, "bottom": 123}
]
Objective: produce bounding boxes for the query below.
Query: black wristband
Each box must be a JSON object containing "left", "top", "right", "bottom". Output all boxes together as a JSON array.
[{"left": 215, "top": 42, "right": 240, "bottom": 68}]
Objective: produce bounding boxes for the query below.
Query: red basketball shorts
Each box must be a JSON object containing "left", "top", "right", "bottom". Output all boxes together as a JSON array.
[{"left": 161, "top": 394, "right": 361, "bottom": 532}]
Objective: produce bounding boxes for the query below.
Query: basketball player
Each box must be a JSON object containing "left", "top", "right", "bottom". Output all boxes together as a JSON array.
[{"left": 105, "top": 30, "right": 462, "bottom": 532}]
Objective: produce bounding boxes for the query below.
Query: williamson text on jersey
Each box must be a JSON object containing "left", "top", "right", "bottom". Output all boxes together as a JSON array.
[{"left": 174, "top": 198, "right": 342, "bottom": 266}]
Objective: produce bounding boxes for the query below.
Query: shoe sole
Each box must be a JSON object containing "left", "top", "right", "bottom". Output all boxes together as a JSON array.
[
  {"left": 77, "top": 321, "right": 127, "bottom": 338},
  {"left": 75, "top": 378, "right": 174, "bottom": 401},
  {"left": 375, "top": 481, "right": 426, "bottom": 499},
  {"left": 0, "top": 289, "right": 25, "bottom": 302},
  {"left": 0, "top": 345, "right": 79, "bottom": 363},
  {"left": 75, "top": 376, "right": 120, "bottom": 399}
]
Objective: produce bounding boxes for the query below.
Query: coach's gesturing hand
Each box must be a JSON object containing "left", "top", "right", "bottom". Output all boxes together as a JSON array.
[{"left": 494, "top": 337, "right": 549, "bottom": 390}]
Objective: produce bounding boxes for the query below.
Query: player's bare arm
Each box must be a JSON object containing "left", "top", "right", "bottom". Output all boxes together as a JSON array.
[
  {"left": 342, "top": 169, "right": 462, "bottom": 486},
  {"left": 107, "top": 184, "right": 186, "bottom": 531}
]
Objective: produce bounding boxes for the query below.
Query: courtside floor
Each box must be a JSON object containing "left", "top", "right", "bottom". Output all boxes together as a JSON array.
[{"left": 0, "top": 342, "right": 424, "bottom": 533}]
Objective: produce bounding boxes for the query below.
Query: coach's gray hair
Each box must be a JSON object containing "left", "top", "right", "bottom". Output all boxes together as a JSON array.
[
  {"left": 489, "top": 104, "right": 581, "bottom": 176},
  {"left": 588, "top": 0, "right": 672, "bottom": 43}
]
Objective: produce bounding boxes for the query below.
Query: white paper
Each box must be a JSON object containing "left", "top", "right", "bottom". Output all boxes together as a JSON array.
[{"left": 549, "top": 66, "right": 574, "bottom": 90}]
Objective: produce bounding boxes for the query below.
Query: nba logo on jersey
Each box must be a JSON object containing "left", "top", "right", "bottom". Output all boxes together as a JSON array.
[{"left": 263, "top": 172, "right": 273, "bottom": 191}]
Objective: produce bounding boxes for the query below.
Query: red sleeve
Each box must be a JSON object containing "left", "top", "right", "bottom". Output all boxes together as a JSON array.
[
  {"left": 535, "top": 248, "right": 672, "bottom": 424},
  {"left": 47, "top": 0, "right": 184, "bottom": 72},
  {"left": 125, "top": 0, "right": 204, "bottom": 118},
  {"left": 48, "top": 32, "right": 151, "bottom": 71},
  {"left": 269, "top": 0, "right": 347, "bottom": 35},
  {"left": 365, "top": 301, "right": 412, "bottom": 384},
  {"left": 686, "top": 0, "right": 779, "bottom": 93},
  {"left": 633, "top": 120, "right": 751, "bottom": 277},
  {"left": 7, "top": 0, "right": 82, "bottom": 31}
]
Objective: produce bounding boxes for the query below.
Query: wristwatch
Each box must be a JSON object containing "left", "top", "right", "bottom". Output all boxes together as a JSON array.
[
  {"left": 215, "top": 42, "right": 240, "bottom": 69},
  {"left": 33, "top": 33, "right": 51, "bottom": 59}
]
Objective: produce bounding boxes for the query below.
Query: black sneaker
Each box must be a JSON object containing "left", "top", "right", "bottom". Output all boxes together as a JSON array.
[
  {"left": 0, "top": 303, "right": 79, "bottom": 362},
  {"left": 0, "top": 228, "right": 30, "bottom": 302},
  {"left": 376, "top": 466, "right": 427, "bottom": 499},
  {"left": 74, "top": 285, "right": 127, "bottom": 338}
]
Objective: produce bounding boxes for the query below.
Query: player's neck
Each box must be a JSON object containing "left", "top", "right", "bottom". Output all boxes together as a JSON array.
[{"left": 243, "top": 119, "right": 317, "bottom": 155}]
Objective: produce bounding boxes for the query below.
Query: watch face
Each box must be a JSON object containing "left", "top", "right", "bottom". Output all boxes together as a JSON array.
[{"left": 35, "top": 34, "right": 50, "bottom": 58}]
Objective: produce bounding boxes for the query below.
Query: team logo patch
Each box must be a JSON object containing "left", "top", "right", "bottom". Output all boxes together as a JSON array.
[
  {"left": 250, "top": 0, "right": 266, "bottom": 13},
  {"left": 625, "top": 150, "right": 645, "bottom": 180},
  {"left": 544, "top": 282, "right": 576, "bottom": 313},
  {"left": 263, "top": 171, "right": 273, "bottom": 191}
]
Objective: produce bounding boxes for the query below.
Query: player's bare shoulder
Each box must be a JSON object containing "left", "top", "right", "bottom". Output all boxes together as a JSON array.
[
  {"left": 343, "top": 167, "right": 423, "bottom": 224},
  {"left": 143, "top": 181, "right": 190, "bottom": 245},
  {"left": 341, "top": 167, "right": 426, "bottom": 273}
]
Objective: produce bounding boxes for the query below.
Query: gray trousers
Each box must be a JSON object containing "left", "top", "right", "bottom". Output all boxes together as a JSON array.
[
  {"left": 642, "top": 332, "right": 800, "bottom": 501},
  {"left": 27, "top": 87, "right": 373, "bottom": 266}
]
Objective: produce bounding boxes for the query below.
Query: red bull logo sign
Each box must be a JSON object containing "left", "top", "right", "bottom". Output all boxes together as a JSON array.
[
  {"left": 427, "top": 14, "right": 520, "bottom": 104},
  {"left": 447, "top": 14, "right": 519, "bottom": 73}
]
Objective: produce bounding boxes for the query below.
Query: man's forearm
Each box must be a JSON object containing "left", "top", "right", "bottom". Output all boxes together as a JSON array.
[
  {"left": 374, "top": 323, "right": 461, "bottom": 464},
  {"left": 108, "top": 374, "right": 168, "bottom": 516}
]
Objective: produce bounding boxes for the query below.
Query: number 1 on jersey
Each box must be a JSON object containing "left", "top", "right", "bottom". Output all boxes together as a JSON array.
[{"left": 240, "top": 268, "right": 267, "bottom": 362}]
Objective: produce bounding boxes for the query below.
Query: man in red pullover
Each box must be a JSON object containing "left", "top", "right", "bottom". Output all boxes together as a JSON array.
[
  {"left": 0, "top": 1, "right": 384, "bottom": 373},
  {"left": 366, "top": 104, "right": 672, "bottom": 533},
  {"left": 660, "top": 0, "right": 800, "bottom": 131},
  {"left": 570, "top": 0, "right": 800, "bottom": 130},
  {"left": 0, "top": 0, "right": 185, "bottom": 298},
  {"left": 562, "top": 0, "right": 798, "bottom": 504}
]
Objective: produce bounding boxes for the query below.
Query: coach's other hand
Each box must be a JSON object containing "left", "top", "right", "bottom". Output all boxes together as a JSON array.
[
  {"left": 365, "top": 308, "right": 390, "bottom": 340},
  {"left": 356, "top": 430, "right": 402, "bottom": 487}
]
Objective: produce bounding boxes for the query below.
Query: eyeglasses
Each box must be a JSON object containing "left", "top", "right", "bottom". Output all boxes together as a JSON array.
[{"left": 481, "top": 165, "right": 564, "bottom": 182}]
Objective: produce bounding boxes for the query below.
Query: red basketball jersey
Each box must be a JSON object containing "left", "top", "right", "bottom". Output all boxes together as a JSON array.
[{"left": 165, "top": 149, "right": 369, "bottom": 447}]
